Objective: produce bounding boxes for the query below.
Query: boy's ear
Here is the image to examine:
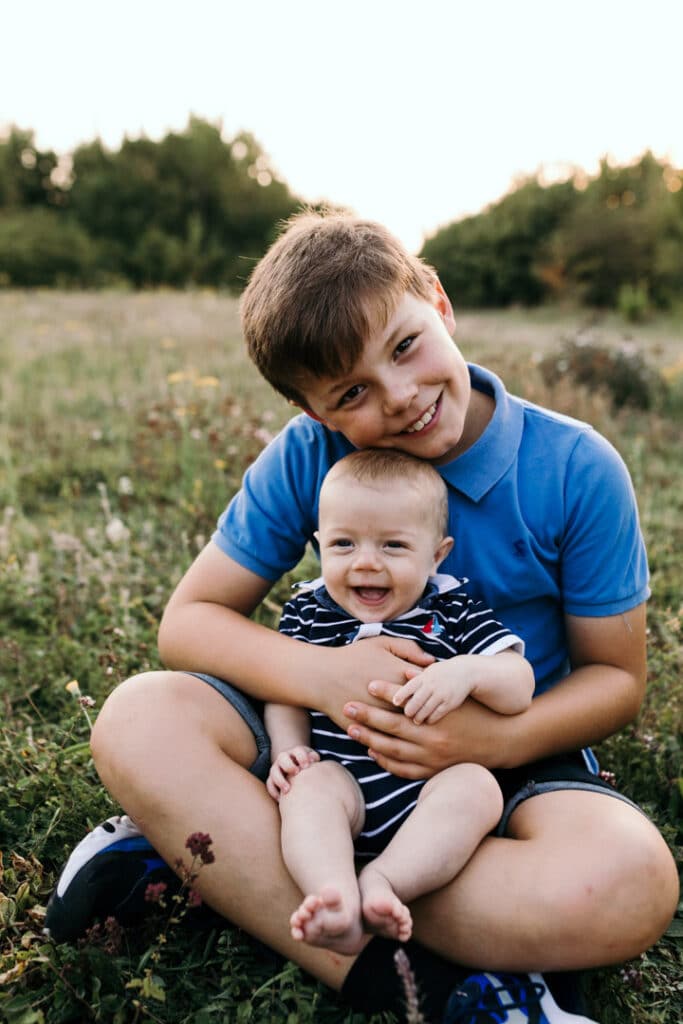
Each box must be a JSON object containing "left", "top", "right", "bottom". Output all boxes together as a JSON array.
[
  {"left": 433, "top": 279, "right": 456, "bottom": 336},
  {"left": 434, "top": 535, "right": 454, "bottom": 568},
  {"left": 299, "top": 406, "right": 339, "bottom": 431}
]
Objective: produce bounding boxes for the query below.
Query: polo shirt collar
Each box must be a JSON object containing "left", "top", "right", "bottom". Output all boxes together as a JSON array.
[{"left": 438, "top": 364, "right": 523, "bottom": 502}]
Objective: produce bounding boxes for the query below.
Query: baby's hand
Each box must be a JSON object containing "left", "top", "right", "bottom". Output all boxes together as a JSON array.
[
  {"left": 392, "top": 661, "right": 470, "bottom": 724},
  {"left": 266, "top": 745, "right": 320, "bottom": 800}
]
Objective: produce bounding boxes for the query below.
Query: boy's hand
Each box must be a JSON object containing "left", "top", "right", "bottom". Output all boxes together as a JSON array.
[
  {"left": 391, "top": 660, "right": 472, "bottom": 724},
  {"left": 321, "top": 637, "right": 435, "bottom": 725},
  {"left": 266, "top": 746, "right": 320, "bottom": 800},
  {"left": 344, "top": 690, "right": 515, "bottom": 778}
]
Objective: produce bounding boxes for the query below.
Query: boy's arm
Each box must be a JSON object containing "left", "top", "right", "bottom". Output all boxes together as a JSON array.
[
  {"left": 342, "top": 604, "right": 646, "bottom": 776},
  {"left": 158, "top": 542, "right": 434, "bottom": 715},
  {"left": 391, "top": 650, "right": 534, "bottom": 724}
]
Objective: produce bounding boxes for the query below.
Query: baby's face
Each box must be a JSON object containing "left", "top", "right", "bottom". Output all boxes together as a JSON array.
[{"left": 316, "top": 476, "right": 449, "bottom": 623}]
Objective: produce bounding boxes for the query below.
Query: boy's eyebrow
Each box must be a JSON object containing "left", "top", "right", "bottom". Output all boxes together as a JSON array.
[{"left": 320, "top": 314, "right": 413, "bottom": 402}]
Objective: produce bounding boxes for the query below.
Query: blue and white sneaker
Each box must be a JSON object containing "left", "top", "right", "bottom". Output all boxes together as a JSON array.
[
  {"left": 45, "top": 815, "right": 178, "bottom": 942},
  {"left": 443, "top": 972, "right": 598, "bottom": 1023}
]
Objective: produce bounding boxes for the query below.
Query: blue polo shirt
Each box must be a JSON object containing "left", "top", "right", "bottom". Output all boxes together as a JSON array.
[{"left": 213, "top": 364, "right": 649, "bottom": 694}]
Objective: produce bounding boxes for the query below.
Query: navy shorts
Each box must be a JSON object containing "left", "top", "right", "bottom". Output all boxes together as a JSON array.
[{"left": 187, "top": 672, "right": 643, "bottom": 837}]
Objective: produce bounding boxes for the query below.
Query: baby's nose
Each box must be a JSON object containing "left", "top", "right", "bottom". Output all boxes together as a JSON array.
[{"left": 353, "top": 544, "right": 382, "bottom": 568}]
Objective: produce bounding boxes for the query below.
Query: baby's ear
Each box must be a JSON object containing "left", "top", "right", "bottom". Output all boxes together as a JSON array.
[{"left": 434, "top": 535, "right": 454, "bottom": 568}]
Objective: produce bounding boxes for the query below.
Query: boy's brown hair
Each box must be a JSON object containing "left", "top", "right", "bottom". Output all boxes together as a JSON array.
[
  {"left": 240, "top": 211, "right": 437, "bottom": 405},
  {"left": 322, "top": 448, "right": 449, "bottom": 541}
]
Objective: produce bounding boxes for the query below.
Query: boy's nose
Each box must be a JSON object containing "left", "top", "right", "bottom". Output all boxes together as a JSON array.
[{"left": 382, "top": 378, "right": 418, "bottom": 415}]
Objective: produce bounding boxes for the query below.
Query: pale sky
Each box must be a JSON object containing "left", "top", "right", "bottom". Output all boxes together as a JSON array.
[{"left": 3, "top": 0, "right": 681, "bottom": 252}]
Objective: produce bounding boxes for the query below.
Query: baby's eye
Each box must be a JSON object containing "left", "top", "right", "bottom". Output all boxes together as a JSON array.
[
  {"left": 385, "top": 540, "right": 406, "bottom": 550},
  {"left": 338, "top": 384, "right": 365, "bottom": 406},
  {"left": 331, "top": 538, "right": 353, "bottom": 548}
]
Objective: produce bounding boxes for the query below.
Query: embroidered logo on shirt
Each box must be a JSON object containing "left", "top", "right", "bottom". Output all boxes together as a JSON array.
[{"left": 422, "top": 616, "right": 444, "bottom": 636}]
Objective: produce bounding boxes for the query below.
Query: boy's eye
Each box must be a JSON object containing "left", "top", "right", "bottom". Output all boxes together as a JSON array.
[
  {"left": 338, "top": 384, "right": 365, "bottom": 406},
  {"left": 394, "top": 336, "right": 415, "bottom": 357}
]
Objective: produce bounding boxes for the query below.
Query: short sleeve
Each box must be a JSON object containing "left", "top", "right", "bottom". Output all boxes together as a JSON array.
[
  {"left": 437, "top": 592, "right": 525, "bottom": 656},
  {"left": 560, "top": 431, "right": 650, "bottom": 616},
  {"left": 212, "top": 416, "right": 352, "bottom": 581}
]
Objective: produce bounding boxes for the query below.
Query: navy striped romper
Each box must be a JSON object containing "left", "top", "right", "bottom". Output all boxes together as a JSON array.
[{"left": 278, "top": 574, "right": 523, "bottom": 860}]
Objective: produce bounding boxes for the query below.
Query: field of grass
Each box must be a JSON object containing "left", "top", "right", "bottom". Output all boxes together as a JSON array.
[{"left": 0, "top": 291, "right": 681, "bottom": 1023}]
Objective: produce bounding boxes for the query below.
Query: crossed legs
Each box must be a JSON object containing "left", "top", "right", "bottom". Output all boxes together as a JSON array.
[{"left": 91, "top": 671, "right": 679, "bottom": 991}]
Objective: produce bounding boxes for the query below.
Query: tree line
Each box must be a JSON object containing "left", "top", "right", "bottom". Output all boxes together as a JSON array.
[
  {"left": 0, "top": 118, "right": 299, "bottom": 289},
  {"left": 421, "top": 153, "right": 683, "bottom": 314},
  {"left": 1, "top": 118, "right": 681, "bottom": 312}
]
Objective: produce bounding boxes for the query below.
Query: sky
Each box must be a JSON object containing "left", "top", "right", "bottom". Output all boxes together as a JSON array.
[{"left": 3, "top": 0, "right": 681, "bottom": 252}]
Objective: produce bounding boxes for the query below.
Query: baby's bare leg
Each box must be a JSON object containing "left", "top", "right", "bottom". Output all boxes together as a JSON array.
[
  {"left": 279, "top": 759, "right": 367, "bottom": 955},
  {"left": 359, "top": 763, "right": 502, "bottom": 940}
]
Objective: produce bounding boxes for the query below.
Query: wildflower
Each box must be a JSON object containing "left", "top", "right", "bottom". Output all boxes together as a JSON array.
[
  {"left": 187, "top": 889, "right": 202, "bottom": 908},
  {"left": 144, "top": 882, "right": 168, "bottom": 904},
  {"left": 194, "top": 375, "right": 219, "bottom": 388},
  {"left": 185, "top": 832, "right": 214, "bottom": 863},
  {"left": 65, "top": 679, "right": 81, "bottom": 696},
  {"left": 78, "top": 695, "right": 96, "bottom": 709},
  {"left": 599, "top": 770, "right": 616, "bottom": 787},
  {"left": 394, "top": 949, "right": 426, "bottom": 1023},
  {"left": 214, "top": 458, "right": 227, "bottom": 470},
  {"left": 253, "top": 427, "right": 275, "bottom": 446},
  {"left": 118, "top": 476, "right": 134, "bottom": 496},
  {"left": 105, "top": 517, "right": 130, "bottom": 545},
  {"left": 51, "top": 531, "right": 82, "bottom": 553}
]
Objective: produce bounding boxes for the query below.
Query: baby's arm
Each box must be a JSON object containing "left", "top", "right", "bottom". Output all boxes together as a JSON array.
[
  {"left": 392, "top": 650, "right": 534, "bottom": 725},
  {"left": 264, "top": 704, "right": 320, "bottom": 800}
]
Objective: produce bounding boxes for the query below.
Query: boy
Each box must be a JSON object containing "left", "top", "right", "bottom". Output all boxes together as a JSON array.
[
  {"left": 47, "top": 213, "right": 678, "bottom": 1023},
  {"left": 266, "top": 449, "right": 534, "bottom": 955}
]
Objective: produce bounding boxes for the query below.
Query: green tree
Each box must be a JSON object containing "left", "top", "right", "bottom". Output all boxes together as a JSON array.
[
  {"left": 68, "top": 118, "right": 299, "bottom": 288},
  {"left": 0, "top": 127, "right": 65, "bottom": 209},
  {"left": 421, "top": 178, "right": 578, "bottom": 307}
]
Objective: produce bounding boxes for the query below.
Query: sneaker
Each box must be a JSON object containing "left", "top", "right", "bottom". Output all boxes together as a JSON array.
[
  {"left": 45, "top": 815, "right": 179, "bottom": 942},
  {"left": 443, "top": 972, "right": 598, "bottom": 1023}
]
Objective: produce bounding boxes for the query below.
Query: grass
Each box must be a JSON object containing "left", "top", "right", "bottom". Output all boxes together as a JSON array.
[{"left": 0, "top": 291, "right": 681, "bottom": 1023}]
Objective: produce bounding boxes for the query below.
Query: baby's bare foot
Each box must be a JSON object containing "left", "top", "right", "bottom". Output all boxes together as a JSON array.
[
  {"left": 359, "top": 867, "right": 412, "bottom": 942},
  {"left": 289, "top": 885, "right": 364, "bottom": 954}
]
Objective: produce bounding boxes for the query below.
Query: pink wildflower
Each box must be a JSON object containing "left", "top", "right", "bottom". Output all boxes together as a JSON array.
[
  {"left": 185, "top": 831, "right": 214, "bottom": 863},
  {"left": 144, "top": 881, "right": 168, "bottom": 903}
]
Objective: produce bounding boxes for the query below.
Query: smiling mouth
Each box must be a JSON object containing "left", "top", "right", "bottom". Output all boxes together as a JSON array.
[
  {"left": 404, "top": 398, "right": 439, "bottom": 434},
  {"left": 354, "top": 587, "right": 389, "bottom": 604}
]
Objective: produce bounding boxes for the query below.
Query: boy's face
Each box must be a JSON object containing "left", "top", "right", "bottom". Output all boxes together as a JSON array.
[
  {"left": 299, "top": 284, "right": 472, "bottom": 464},
  {"left": 316, "top": 475, "right": 452, "bottom": 623}
]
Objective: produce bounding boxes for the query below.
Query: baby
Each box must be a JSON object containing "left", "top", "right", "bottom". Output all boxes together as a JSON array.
[{"left": 265, "top": 448, "right": 535, "bottom": 955}]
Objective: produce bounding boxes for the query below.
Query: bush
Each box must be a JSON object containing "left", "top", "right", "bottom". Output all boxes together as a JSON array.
[
  {"left": 0, "top": 208, "right": 97, "bottom": 287},
  {"left": 539, "top": 335, "right": 668, "bottom": 410},
  {"left": 617, "top": 282, "right": 651, "bottom": 323}
]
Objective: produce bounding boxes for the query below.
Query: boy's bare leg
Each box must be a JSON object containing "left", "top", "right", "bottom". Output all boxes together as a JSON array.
[
  {"left": 91, "top": 672, "right": 679, "bottom": 992},
  {"left": 359, "top": 763, "right": 502, "bottom": 939},
  {"left": 278, "top": 760, "right": 367, "bottom": 954}
]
